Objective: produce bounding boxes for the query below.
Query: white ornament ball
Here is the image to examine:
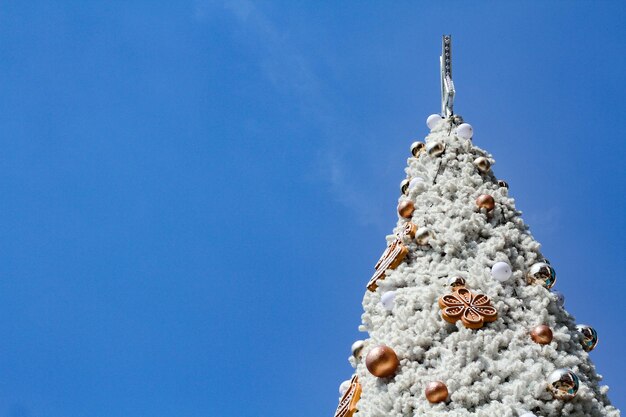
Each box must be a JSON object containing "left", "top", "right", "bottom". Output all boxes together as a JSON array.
[
  {"left": 491, "top": 261, "right": 512, "bottom": 282},
  {"left": 520, "top": 413, "right": 536, "bottom": 417},
  {"left": 427, "top": 114, "right": 444, "bottom": 130},
  {"left": 456, "top": 123, "right": 473, "bottom": 140},
  {"left": 339, "top": 379, "right": 351, "bottom": 395},
  {"left": 409, "top": 177, "right": 425, "bottom": 190},
  {"left": 380, "top": 291, "right": 396, "bottom": 311}
]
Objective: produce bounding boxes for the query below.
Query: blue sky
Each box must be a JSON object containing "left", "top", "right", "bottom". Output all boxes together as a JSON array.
[{"left": 0, "top": 2, "right": 624, "bottom": 416}]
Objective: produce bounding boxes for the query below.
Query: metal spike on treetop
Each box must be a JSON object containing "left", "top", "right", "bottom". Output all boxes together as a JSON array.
[{"left": 440, "top": 34, "right": 455, "bottom": 119}]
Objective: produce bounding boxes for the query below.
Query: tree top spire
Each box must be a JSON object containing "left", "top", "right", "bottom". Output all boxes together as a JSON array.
[{"left": 440, "top": 35, "right": 455, "bottom": 118}]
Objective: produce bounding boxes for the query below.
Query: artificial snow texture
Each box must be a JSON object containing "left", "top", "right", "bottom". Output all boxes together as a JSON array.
[{"left": 348, "top": 118, "right": 620, "bottom": 417}]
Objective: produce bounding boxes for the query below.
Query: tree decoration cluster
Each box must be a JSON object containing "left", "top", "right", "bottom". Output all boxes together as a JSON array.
[{"left": 332, "top": 111, "right": 612, "bottom": 416}]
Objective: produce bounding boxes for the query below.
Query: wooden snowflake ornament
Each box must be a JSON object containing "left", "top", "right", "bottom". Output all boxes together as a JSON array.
[
  {"left": 366, "top": 223, "right": 416, "bottom": 292},
  {"left": 438, "top": 287, "right": 497, "bottom": 329},
  {"left": 333, "top": 375, "right": 362, "bottom": 417},
  {"left": 366, "top": 239, "right": 408, "bottom": 291}
]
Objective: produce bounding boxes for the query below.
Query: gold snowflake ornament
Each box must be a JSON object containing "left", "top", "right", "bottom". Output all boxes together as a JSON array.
[{"left": 438, "top": 287, "right": 497, "bottom": 329}]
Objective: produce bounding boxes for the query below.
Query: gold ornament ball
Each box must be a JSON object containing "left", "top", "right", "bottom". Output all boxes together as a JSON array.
[
  {"left": 474, "top": 156, "right": 491, "bottom": 173},
  {"left": 400, "top": 179, "right": 410, "bottom": 195},
  {"left": 351, "top": 340, "right": 365, "bottom": 359},
  {"left": 397, "top": 200, "right": 415, "bottom": 219},
  {"left": 410, "top": 141, "right": 425, "bottom": 157},
  {"left": 425, "top": 381, "right": 448, "bottom": 403},
  {"left": 365, "top": 345, "right": 399, "bottom": 378},
  {"left": 547, "top": 368, "right": 579, "bottom": 400},
  {"left": 475, "top": 194, "right": 495, "bottom": 211},
  {"left": 530, "top": 325, "right": 553, "bottom": 345}
]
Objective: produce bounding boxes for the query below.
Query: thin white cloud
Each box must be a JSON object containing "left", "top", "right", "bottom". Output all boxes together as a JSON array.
[
  {"left": 524, "top": 205, "right": 561, "bottom": 236},
  {"left": 321, "top": 151, "right": 387, "bottom": 227},
  {"left": 195, "top": 0, "right": 387, "bottom": 228}
]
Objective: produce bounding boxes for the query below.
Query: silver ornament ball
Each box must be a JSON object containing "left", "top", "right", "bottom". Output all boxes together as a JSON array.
[
  {"left": 447, "top": 276, "right": 466, "bottom": 289},
  {"left": 547, "top": 368, "right": 579, "bottom": 399},
  {"left": 410, "top": 141, "right": 425, "bottom": 157},
  {"left": 527, "top": 262, "right": 556, "bottom": 289},
  {"left": 415, "top": 227, "right": 430, "bottom": 245},
  {"left": 351, "top": 340, "right": 365, "bottom": 359},
  {"left": 576, "top": 324, "right": 599, "bottom": 352},
  {"left": 400, "top": 179, "right": 410, "bottom": 195},
  {"left": 426, "top": 141, "right": 445, "bottom": 157},
  {"left": 473, "top": 156, "right": 491, "bottom": 173}
]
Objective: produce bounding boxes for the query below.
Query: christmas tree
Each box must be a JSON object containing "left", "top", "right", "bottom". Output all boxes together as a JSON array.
[{"left": 333, "top": 36, "right": 620, "bottom": 417}]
